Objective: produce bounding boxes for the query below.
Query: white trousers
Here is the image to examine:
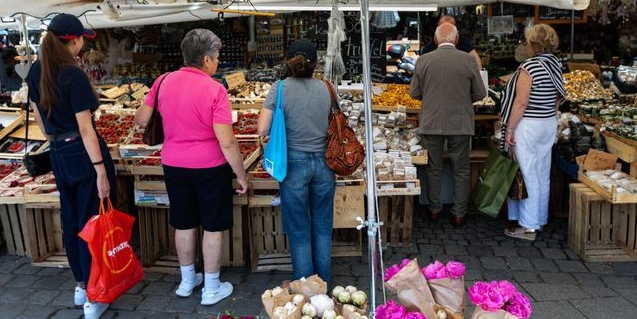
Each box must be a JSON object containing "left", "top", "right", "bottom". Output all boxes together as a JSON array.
[{"left": 507, "top": 116, "right": 556, "bottom": 230}]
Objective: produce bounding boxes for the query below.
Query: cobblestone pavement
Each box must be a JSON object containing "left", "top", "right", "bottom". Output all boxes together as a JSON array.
[{"left": 0, "top": 210, "right": 636, "bottom": 319}]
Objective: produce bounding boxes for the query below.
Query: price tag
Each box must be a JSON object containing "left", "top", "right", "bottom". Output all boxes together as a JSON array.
[{"left": 224, "top": 72, "right": 246, "bottom": 90}]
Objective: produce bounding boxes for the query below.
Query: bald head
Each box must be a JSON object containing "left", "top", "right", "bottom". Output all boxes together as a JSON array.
[
  {"left": 438, "top": 15, "right": 457, "bottom": 26},
  {"left": 435, "top": 22, "right": 458, "bottom": 45}
]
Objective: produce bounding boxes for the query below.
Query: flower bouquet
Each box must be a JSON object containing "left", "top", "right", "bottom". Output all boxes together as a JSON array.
[
  {"left": 383, "top": 258, "right": 436, "bottom": 319},
  {"left": 375, "top": 300, "right": 427, "bottom": 319},
  {"left": 421, "top": 260, "right": 466, "bottom": 319},
  {"left": 468, "top": 281, "right": 532, "bottom": 319}
]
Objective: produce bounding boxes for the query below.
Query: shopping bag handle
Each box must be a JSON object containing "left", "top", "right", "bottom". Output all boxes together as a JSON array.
[{"left": 98, "top": 197, "right": 114, "bottom": 215}]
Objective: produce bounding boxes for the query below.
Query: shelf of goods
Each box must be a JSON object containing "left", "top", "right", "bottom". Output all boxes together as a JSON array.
[{"left": 248, "top": 162, "right": 364, "bottom": 272}]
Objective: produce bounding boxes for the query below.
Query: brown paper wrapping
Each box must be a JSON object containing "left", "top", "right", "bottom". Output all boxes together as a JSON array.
[
  {"left": 262, "top": 290, "right": 306, "bottom": 319},
  {"left": 341, "top": 303, "right": 368, "bottom": 319},
  {"left": 288, "top": 274, "right": 328, "bottom": 299},
  {"left": 333, "top": 299, "right": 368, "bottom": 316},
  {"left": 384, "top": 259, "right": 437, "bottom": 319},
  {"left": 428, "top": 277, "right": 465, "bottom": 317},
  {"left": 469, "top": 308, "right": 520, "bottom": 319}
]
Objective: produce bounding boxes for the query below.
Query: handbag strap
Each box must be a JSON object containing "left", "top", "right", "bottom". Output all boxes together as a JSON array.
[
  {"left": 323, "top": 80, "right": 344, "bottom": 139},
  {"left": 275, "top": 80, "right": 284, "bottom": 110},
  {"left": 150, "top": 72, "right": 171, "bottom": 119}
]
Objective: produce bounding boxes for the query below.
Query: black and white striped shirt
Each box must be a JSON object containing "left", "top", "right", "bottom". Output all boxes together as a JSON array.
[{"left": 519, "top": 54, "right": 565, "bottom": 119}]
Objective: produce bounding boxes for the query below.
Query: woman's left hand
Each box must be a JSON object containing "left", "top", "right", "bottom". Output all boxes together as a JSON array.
[
  {"left": 505, "top": 129, "right": 516, "bottom": 147},
  {"left": 96, "top": 172, "right": 110, "bottom": 199}
]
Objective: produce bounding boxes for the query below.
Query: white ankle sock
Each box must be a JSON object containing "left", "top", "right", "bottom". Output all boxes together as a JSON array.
[
  {"left": 180, "top": 264, "right": 196, "bottom": 283},
  {"left": 205, "top": 271, "right": 220, "bottom": 291}
]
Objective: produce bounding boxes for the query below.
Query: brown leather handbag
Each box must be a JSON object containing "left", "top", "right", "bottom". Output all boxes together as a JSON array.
[
  {"left": 324, "top": 80, "right": 365, "bottom": 176},
  {"left": 142, "top": 73, "right": 170, "bottom": 146},
  {"left": 508, "top": 149, "right": 528, "bottom": 200}
]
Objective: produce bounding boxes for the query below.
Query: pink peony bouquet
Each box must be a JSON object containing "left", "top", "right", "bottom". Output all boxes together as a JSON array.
[
  {"left": 375, "top": 300, "right": 427, "bottom": 319},
  {"left": 468, "top": 281, "right": 532, "bottom": 319},
  {"left": 383, "top": 259, "right": 412, "bottom": 282},
  {"left": 421, "top": 260, "right": 466, "bottom": 280}
]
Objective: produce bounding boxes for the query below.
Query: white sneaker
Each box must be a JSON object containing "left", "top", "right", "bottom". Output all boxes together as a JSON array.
[
  {"left": 83, "top": 300, "right": 109, "bottom": 319},
  {"left": 175, "top": 273, "right": 203, "bottom": 297},
  {"left": 74, "top": 287, "right": 86, "bottom": 306},
  {"left": 201, "top": 282, "right": 233, "bottom": 306}
]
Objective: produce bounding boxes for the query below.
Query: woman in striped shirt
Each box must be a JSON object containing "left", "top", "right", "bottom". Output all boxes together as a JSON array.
[{"left": 501, "top": 24, "right": 565, "bottom": 241}]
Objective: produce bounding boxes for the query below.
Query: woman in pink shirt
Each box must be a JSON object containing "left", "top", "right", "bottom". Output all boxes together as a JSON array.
[{"left": 135, "top": 28, "right": 248, "bottom": 306}]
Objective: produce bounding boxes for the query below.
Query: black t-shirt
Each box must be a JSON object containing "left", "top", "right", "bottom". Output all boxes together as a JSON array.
[
  {"left": 27, "top": 61, "right": 98, "bottom": 135},
  {"left": 420, "top": 36, "right": 474, "bottom": 55}
]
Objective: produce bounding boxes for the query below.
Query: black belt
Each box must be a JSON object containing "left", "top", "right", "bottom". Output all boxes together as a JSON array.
[{"left": 53, "top": 131, "right": 81, "bottom": 142}]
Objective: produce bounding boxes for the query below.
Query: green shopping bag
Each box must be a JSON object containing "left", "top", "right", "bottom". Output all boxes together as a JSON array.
[{"left": 472, "top": 149, "right": 519, "bottom": 218}]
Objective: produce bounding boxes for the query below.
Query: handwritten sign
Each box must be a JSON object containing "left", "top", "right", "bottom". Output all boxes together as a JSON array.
[
  {"left": 224, "top": 71, "right": 246, "bottom": 90},
  {"left": 535, "top": 6, "right": 587, "bottom": 24},
  {"left": 306, "top": 12, "right": 329, "bottom": 39},
  {"left": 582, "top": 149, "right": 618, "bottom": 171},
  {"left": 341, "top": 12, "right": 386, "bottom": 81}
]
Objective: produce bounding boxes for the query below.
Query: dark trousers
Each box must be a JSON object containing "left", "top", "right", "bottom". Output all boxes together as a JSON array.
[
  {"left": 420, "top": 134, "right": 471, "bottom": 217},
  {"left": 50, "top": 137, "right": 116, "bottom": 284}
]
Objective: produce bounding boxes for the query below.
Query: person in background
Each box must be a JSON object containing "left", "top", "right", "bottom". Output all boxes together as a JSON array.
[
  {"left": 135, "top": 29, "right": 248, "bottom": 305},
  {"left": 502, "top": 24, "right": 565, "bottom": 241},
  {"left": 26, "top": 13, "right": 116, "bottom": 319},
  {"left": 257, "top": 39, "right": 335, "bottom": 286},
  {"left": 410, "top": 23, "right": 486, "bottom": 227},
  {"left": 420, "top": 15, "right": 483, "bottom": 69}
]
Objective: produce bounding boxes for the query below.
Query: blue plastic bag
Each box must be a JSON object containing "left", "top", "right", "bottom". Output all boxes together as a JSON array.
[{"left": 263, "top": 81, "right": 287, "bottom": 182}]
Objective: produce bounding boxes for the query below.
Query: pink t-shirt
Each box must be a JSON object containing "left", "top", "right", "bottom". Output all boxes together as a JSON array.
[{"left": 143, "top": 67, "right": 233, "bottom": 168}]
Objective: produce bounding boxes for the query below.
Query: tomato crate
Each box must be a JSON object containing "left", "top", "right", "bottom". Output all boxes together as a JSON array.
[
  {"left": 0, "top": 203, "right": 28, "bottom": 256},
  {"left": 23, "top": 202, "right": 68, "bottom": 268},
  {"left": 378, "top": 195, "right": 415, "bottom": 248},
  {"left": 568, "top": 183, "right": 637, "bottom": 262}
]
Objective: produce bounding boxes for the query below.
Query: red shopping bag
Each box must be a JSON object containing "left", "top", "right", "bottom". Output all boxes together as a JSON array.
[{"left": 79, "top": 198, "right": 143, "bottom": 303}]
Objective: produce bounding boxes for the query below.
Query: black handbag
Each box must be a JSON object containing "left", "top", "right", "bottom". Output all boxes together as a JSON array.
[
  {"left": 142, "top": 73, "right": 170, "bottom": 146},
  {"left": 23, "top": 102, "right": 52, "bottom": 177}
]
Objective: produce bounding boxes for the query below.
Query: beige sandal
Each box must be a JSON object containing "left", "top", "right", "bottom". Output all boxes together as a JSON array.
[{"left": 504, "top": 227, "right": 537, "bottom": 241}]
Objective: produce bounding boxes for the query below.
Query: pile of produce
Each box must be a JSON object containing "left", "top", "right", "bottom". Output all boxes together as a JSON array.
[
  {"left": 563, "top": 70, "right": 614, "bottom": 102},
  {"left": 372, "top": 84, "right": 421, "bottom": 110}
]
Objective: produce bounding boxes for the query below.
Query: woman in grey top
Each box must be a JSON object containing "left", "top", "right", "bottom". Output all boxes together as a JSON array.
[{"left": 258, "top": 39, "right": 335, "bottom": 286}]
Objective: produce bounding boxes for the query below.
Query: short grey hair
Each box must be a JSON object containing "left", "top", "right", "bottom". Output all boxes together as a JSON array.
[
  {"left": 181, "top": 28, "right": 222, "bottom": 67},
  {"left": 435, "top": 23, "right": 458, "bottom": 43}
]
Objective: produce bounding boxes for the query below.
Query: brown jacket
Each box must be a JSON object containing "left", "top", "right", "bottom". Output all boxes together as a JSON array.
[{"left": 409, "top": 44, "right": 486, "bottom": 135}]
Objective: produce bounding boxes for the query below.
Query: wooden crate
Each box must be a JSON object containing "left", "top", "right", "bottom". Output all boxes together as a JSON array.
[
  {"left": 0, "top": 203, "right": 28, "bottom": 256},
  {"left": 578, "top": 169, "right": 637, "bottom": 204},
  {"left": 23, "top": 202, "right": 68, "bottom": 267},
  {"left": 602, "top": 130, "right": 637, "bottom": 163},
  {"left": 378, "top": 195, "right": 414, "bottom": 247},
  {"left": 249, "top": 206, "right": 291, "bottom": 272},
  {"left": 333, "top": 183, "right": 365, "bottom": 229},
  {"left": 138, "top": 202, "right": 246, "bottom": 274},
  {"left": 568, "top": 183, "right": 637, "bottom": 262},
  {"left": 616, "top": 204, "right": 637, "bottom": 258}
]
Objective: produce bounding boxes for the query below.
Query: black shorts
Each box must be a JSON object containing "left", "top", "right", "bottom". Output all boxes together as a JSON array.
[{"left": 163, "top": 163, "right": 234, "bottom": 232}]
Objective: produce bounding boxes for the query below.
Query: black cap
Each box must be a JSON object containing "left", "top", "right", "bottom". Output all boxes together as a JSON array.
[
  {"left": 286, "top": 39, "right": 317, "bottom": 63},
  {"left": 48, "top": 13, "right": 96, "bottom": 40}
]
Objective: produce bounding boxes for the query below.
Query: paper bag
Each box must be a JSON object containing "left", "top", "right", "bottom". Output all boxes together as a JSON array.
[
  {"left": 341, "top": 303, "right": 368, "bottom": 319},
  {"left": 429, "top": 277, "right": 465, "bottom": 317},
  {"left": 262, "top": 288, "right": 291, "bottom": 319},
  {"left": 384, "top": 259, "right": 437, "bottom": 319}
]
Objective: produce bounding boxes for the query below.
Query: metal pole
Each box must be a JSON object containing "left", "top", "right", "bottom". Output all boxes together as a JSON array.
[
  {"left": 570, "top": 10, "right": 574, "bottom": 61},
  {"left": 358, "top": 0, "right": 379, "bottom": 315}
]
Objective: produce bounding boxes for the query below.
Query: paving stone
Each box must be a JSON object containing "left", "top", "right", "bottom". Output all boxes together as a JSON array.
[
  {"left": 0, "top": 273, "right": 14, "bottom": 286},
  {"left": 601, "top": 275, "right": 637, "bottom": 289},
  {"left": 521, "top": 283, "right": 590, "bottom": 301},
  {"left": 13, "top": 305, "right": 59, "bottom": 319},
  {"left": 3, "top": 274, "right": 40, "bottom": 288},
  {"left": 614, "top": 288, "right": 637, "bottom": 306},
  {"left": 443, "top": 244, "right": 467, "bottom": 255},
  {"left": 516, "top": 246, "right": 543, "bottom": 259},
  {"left": 34, "top": 275, "right": 69, "bottom": 290},
  {"left": 573, "top": 273, "right": 605, "bottom": 287},
  {"left": 570, "top": 296, "right": 637, "bottom": 319},
  {"left": 47, "top": 308, "right": 83, "bottom": 319},
  {"left": 579, "top": 285, "right": 618, "bottom": 298},
  {"left": 482, "top": 269, "right": 513, "bottom": 281},
  {"left": 137, "top": 295, "right": 171, "bottom": 312},
  {"left": 480, "top": 257, "right": 507, "bottom": 270},
  {"left": 28, "top": 289, "right": 60, "bottom": 305},
  {"left": 142, "top": 281, "right": 178, "bottom": 295},
  {"left": 112, "top": 294, "right": 145, "bottom": 310},
  {"left": 506, "top": 257, "right": 534, "bottom": 270},
  {"left": 467, "top": 245, "right": 494, "bottom": 257},
  {"left": 541, "top": 247, "right": 568, "bottom": 259},
  {"left": 512, "top": 270, "right": 541, "bottom": 283},
  {"left": 531, "top": 259, "right": 559, "bottom": 272},
  {"left": 12, "top": 263, "right": 42, "bottom": 275},
  {"left": 0, "top": 303, "right": 26, "bottom": 319},
  {"left": 104, "top": 309, "right": 152, "bottom": 319},
  {"left": 164, "top": 296, "right": 200, "bottom": 313},
  {"left": 584, "top": 262, "right": 615, "bottom": 274},
  {"left": 492, "top": 245, "right": 519, "bottom": 257},
  {"left": 0, "top": 287, "right": 35, "bottom": 304},
  {"left": 538, "top": 272, "right": 578, "bottom": 285},
  {"left": 612, "top": 262, "right": 637, "bottom": 275},
  {"left": 35, "top": 267, "right": 65, "bottom": 276},
  {"left": 555, "top": 259, "right": 589, "bottom": 273},
  {"left": 530, "top": 301, "right": 587, "bottom": 319}
]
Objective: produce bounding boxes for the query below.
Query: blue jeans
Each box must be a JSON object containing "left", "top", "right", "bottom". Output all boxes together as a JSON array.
[{"left": 279, "top": 149, "right": 335, "bottom": 284}]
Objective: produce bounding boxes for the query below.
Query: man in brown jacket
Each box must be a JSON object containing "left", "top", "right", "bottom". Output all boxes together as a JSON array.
[{"left": 409, "top": 22, "right": 486, "bottom": 226}]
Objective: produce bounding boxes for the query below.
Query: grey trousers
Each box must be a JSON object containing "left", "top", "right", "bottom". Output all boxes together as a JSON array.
[{"left": 420, "top": 134, "right": 472, "bottom": 217}]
